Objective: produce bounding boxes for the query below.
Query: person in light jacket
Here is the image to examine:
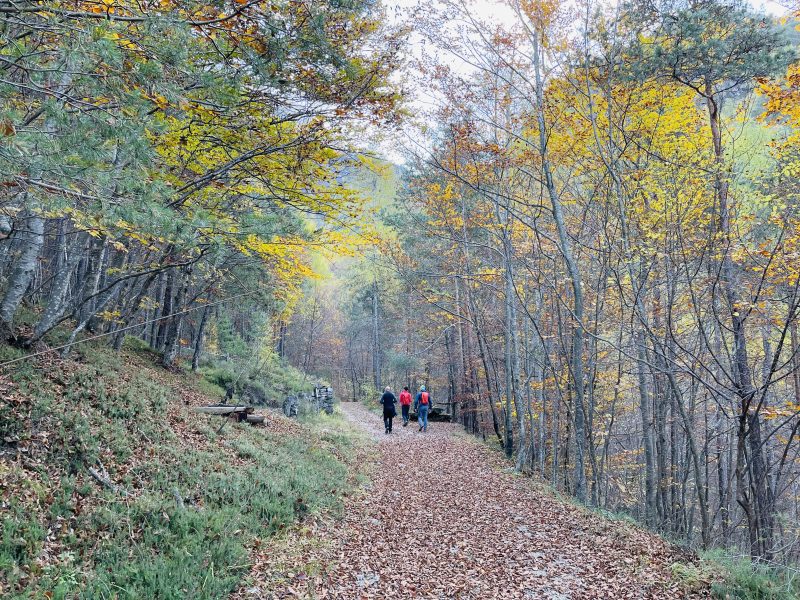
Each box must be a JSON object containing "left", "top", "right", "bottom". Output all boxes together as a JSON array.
[{"left": 414, "top": 385, "right": 432, "bottom": 432}]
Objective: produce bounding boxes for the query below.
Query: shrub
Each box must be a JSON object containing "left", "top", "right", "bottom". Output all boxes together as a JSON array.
[
  {"left": 199, "top": 366, "right": 237, "bottom": 392},
  {"left": 702, "top": 551, "right": 799, "bottom": 600}
]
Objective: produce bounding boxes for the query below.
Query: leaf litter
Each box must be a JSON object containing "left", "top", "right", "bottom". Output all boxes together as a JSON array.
[{"left": 242, "top": 402, "right": 712, "bottom": 599}]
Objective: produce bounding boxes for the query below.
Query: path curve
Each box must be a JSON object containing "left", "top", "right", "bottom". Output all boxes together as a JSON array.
[{"left": 251, "top": 402, "right": 709, "bottom": 599}]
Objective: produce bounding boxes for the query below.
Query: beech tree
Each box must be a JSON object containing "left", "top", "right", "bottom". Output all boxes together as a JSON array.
[{"left": 328, "top": 0, "right": 800, "bottom": 566}]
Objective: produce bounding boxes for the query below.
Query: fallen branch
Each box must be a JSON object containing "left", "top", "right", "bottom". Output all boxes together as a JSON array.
[
  {"left": 88, "top": 461, "right": 127, "bottom": 496},
  {"left": 192, "top": 405, "right": 253, "bottom": 415}
]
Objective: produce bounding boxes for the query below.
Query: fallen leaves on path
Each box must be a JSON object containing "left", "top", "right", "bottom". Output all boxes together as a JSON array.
[{"left": 243, "top": 402, "right": 711, "bottom": 599}]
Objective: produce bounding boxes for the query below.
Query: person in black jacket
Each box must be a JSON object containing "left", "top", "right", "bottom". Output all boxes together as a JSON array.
[{"left": 379, "top": 387, "right": 397, "bottom": 434}]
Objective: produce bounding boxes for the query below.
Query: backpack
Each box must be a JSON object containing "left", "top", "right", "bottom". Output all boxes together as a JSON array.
[{"left": 420, "top": 391, "right": 429, "bottom": 405}]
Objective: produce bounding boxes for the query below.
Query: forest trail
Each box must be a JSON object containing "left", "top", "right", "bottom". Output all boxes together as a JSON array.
[{"left": 245, "top": 403, "right": 710, "bottom": 599}]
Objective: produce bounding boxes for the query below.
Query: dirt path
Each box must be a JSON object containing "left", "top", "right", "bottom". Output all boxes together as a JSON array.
[{"left": 247, "top": 402, "right": 709, "bottom": 599}]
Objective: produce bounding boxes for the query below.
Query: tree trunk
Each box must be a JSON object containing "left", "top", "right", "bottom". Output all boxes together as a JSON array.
[
  {"left": 28, "top": 223, "right": 81, "bottom": 345},
  {"left": 276, "top": 319, "right": 286, "bottom": 358},
  {"left": 445, "top": 326, "right": 458, "bottom": 421},
  {"left": 502, "top": 228, "right": 516, "bottom": 460},
  {"left": 156, "top": 268, "right": 175, "bottom": 352},
  {"left": 475, "top": 319, "right": 503, "bottom": 444},
  {"left": 636, "top": 332, "right": 658, "bottom": 526},
  {"left": 0, "top": 212, "right": 44, "bottom": 337},
  {"left": 75, "top": 236, "right": 107, "bottom": 326},
  {"left": 454, "top": 277, "right": 466, "bottom": 426},
  {"left": 61, "top": 250, "right": 126, "bottom": 357},
  {"left": 531, "top": 27, "right": 586, "bottom": 502},
  {"left": 372, "top": 279, "right": 381, "bottom": 391},
  {"left": 192, "top": 303, "right": 210, "bottom": 371},
  {"left": 301, "top": 292, "right": 319, "bottom": 375},
  {"left": 0, "top": 213, "right": 14, "bottom": 276},
  {"left": 111, "top": 269, "right": 160, "bottom": 350},
  {"left": 705, "top": 85, "right": 772, "bottom": 560},
  {"left": 162, "top": 265, "right": 191, "bottom": 367}
]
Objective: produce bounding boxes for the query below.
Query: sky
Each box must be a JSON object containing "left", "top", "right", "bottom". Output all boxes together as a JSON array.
[
  {"left": 385, "top": 0, "right": 792, "bottom": 26},
  {"left": 375, "top": 0, "right": 796, "bottom": 164}
]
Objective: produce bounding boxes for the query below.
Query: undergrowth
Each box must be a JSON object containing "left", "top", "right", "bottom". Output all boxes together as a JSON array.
[
  {"left": 0, "top": 339, "right": 361, "bottom": 599},
  {"left": 196, "top": 342, "right": 321, "bottom": 408},
  {"left": 699, "top": 551, "right": 799, "bottom": 600}
]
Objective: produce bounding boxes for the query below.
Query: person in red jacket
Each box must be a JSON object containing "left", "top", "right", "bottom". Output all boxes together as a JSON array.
[{"left": 399, "top": 386, "right": 412, "bottom": 427}]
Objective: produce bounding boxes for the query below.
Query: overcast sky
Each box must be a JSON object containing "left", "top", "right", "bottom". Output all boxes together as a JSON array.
[
  {"left": 385, "top": 0, "right": 792, "bottom": 23},
  {"left": 376, "top": 0, "right": 796, "bottom": 164}
]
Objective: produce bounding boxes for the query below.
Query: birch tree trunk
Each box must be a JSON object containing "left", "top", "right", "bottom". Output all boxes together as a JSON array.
[
  {"left": 61, "top": 250, "right": 126, "bottom": 357},
  {"left": 0, "top": 212, "right": 44, "bottom": 337},
  {"left": 28, "top": 223, "right": 81, "bottom": 345}
]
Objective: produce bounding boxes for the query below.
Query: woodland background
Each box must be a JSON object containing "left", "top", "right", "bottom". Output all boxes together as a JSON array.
[{"left": 2, "top": 0, "right": 800, "bottom": 590}]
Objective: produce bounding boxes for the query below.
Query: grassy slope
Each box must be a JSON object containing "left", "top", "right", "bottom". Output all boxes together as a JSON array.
[{"left": 0, "top": 340, "right": 366, "bottom": 599}]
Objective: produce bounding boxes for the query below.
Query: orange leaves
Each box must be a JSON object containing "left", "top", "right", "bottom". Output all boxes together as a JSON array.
[
  {"left": 761, "top": 403, "right": 800, "bottom": 421},
  {"left": 74, "top": 0, "right": 137, "bottom": 16},
  {"left": 0, "top": 119, "right": 15, "bottom": 137},
  {"left": 145, "top": 93, "right": 169, "bottom": 110},
  {"left": 243, "top": 402, "right": 711, "bottom": 599},
  {"left": 759, "top": 63, "right": 800, "bottom": 126}
]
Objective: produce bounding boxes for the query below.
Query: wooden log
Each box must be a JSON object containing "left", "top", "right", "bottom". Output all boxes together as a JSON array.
[
  {"left": 245, "top": 414, "right": 265, "bottom": 425},
  {"left": 410, "top": 408, "right": 452, "bottom": 423},
  {"left": 192, "top": 405, "right": 253, "bottom": 415}
]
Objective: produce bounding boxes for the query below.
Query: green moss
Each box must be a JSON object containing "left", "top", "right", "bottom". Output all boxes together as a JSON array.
[
  {"left": 1, "top": 500, "right": 46, "bottom": 582},
  {"left": 191, "top": 375, "right": 227, "bottom": 400},
  {"left": 0, "top": 339, "right": 362, "bottom": 599},
  {"left": 198, "top": 365, "right": 237, "bottom": 391}
]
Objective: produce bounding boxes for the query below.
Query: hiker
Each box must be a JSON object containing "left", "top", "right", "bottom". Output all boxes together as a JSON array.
[
  {"left": 414, "top": 385, "right": 431, "bottom": 432},
  {"left": 399, "top": 386, "right": 412, "bottom": 426},
  {"left": 380, "top": 386, "right": 397, "bottom": 434}
]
